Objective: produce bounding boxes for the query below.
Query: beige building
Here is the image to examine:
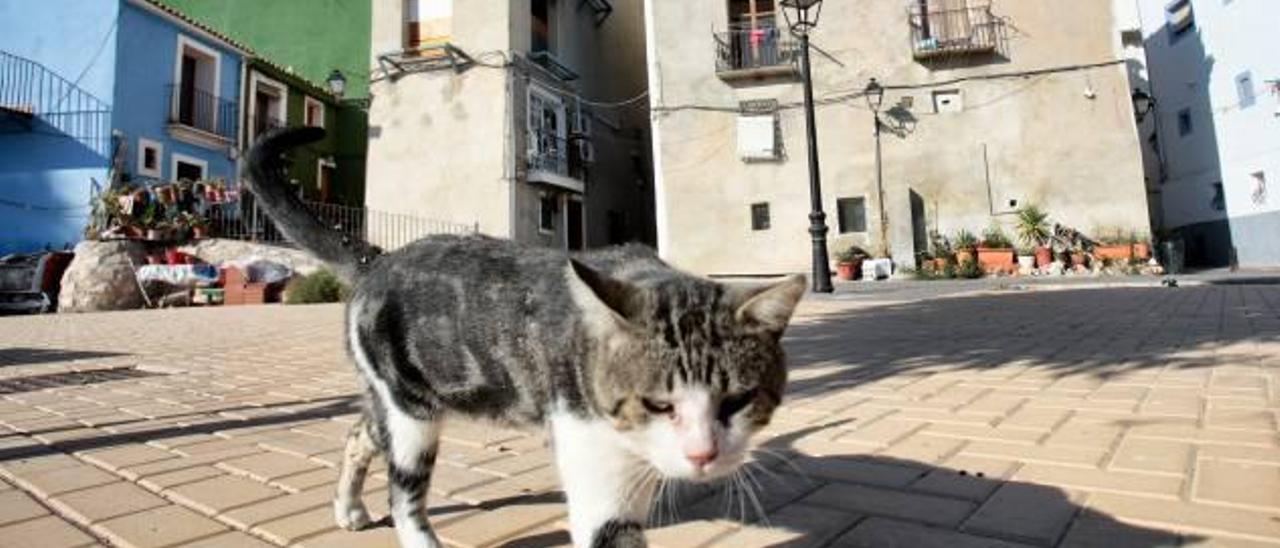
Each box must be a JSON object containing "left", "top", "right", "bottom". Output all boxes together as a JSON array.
[
  {"left": 646, "top": 0, "right": 1153, "bottom": 275},
  {"left": 365, "top": 0, "right": 654, "bottom": 251}
]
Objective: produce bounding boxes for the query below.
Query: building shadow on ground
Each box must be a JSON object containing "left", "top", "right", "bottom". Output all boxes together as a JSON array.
[{"left": 0, "top": 347, "right": 130, "bottom": 367}]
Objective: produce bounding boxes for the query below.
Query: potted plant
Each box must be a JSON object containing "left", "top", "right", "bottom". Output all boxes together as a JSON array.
[
  {"left": 1131, "top": 231, "right": 1151, "bottom": 260},
  {"left": 953, "top": 229, "right": 978, "bottom": 265},
  {"left": 835, "top": 246, "right": 869, "bottom": 281},
  {"left": 140, "top": 202, "right": 163, "bottom": 241},
  {"left": 928, "top": 231, "right": 952, "bottom": 271},
  {"left": 1069, "top": 243, "right": 1088, "bottom": 270},
  {"left": 1094, "top": 228, "right": 1134, "bottom": 261},
  {"left": 977, "top": 223, "right": 1016, "bottom": 274},
  {"left": 189, "top": 214, "right": 209, "bottom": 240},
  {"left": 1016, "top": 245, "right": 1036, "bottom": 274},
  {"left": 1015, "top": 205, "right": 1052, "bottom": 268}
]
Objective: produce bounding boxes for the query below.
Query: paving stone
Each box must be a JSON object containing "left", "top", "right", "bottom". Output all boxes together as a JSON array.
[
  {"left": 961, "top": 482, "right": 1085, "bottom": 545},
  {"left": 177, "top": 530, "right": 278, "bottom": 548},
  {"left": 1058, "top": 510, "right": 1184, "bottom": 548},
  {"left": 1109, "top": 437, "right": 1194, "bottom": 475},
  {"left": 436, "top": 498, "right": 566, "bottom": 547},
  {"left": 15, "top": 463, "right": 119, "bottom": 497},
  {"left": 218, "top": 450, "right": 324, "bottom": 481},
  {"left": 909, "top": 455, "right": 1019, "bottom": 501},
  {"left": 647, "top": 519, "right": 737, "bottom": 548},
  {"left": 77, "top": 444, "right": 176, "bottom": 472},
  {"left": 94, "top": 505, "right": 228, "bottom": 548},
  {"left": 0, "top": 489, "right": 51, "bottom": 526},
  {"left": 1088, "top": 492, "right": 1280, "bottom": 542},
  {"left": 220, "top": 486, "right": 333, "bottom": 529},
  {"left": 165, "top": 474, "right": 285, "bottom": 515},
  {"left": 837, "top": 517, "right": 1037, "bottom": 548},
  {"left": 49, "top": 482, "right": 167, "bottom": 523},
  {"left": 299, "top": 527, "right": 402, "bottom": 548},
  {"left": 136, "top": 465, "right": 225, "bottom": 491},
  {"left": 1014, "top": 463, "right": 1184, "bottom": 499},
  {"left": 785, "top": 454, "right": 926, "bottom": 489},
  {"left": 253, "top": 506, "right": 339, "bottom": 545},
  {"left": 834, "top": 417, "right": 927, "bottom": 448},
  {"left": 1193, "top": 459, "right": 1280, "bottom": 510},
  {"left": 800, "top": 482, "right": 976, "bottom": 528},
  {"left": 0, "top": 514, "right": 95, "bottom": 548},
  {"left": 1128, "top": 421, "right": 1278, "bottom": 447},
  {"left": 960, "top": 440, "right": 1108, "bottom": 467},
  {"left": 876, "top": 433, "right": 965, "bottom": 464}
]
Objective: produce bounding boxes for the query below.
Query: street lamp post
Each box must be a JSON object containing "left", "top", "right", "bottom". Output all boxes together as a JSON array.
[
  {"left": 781, "top": 0, "right": 832, "bottom": 293},
  {"left": 864, "top": 78, "right": 888, "bottom": 258},
  {"left": 326, "top": 69, "right": 348, "bottom": 99}
]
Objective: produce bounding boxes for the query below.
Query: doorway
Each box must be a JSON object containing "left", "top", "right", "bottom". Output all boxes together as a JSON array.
[
  {"left": 566, "top": 197, "right": 583, "bottom": 251},
  {"left": 910, "top": 190, "right": 928, "bottom": 265}
]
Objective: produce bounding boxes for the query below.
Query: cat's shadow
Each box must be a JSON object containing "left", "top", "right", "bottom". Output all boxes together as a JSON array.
[{"left": 490, "top": 420, "right": 1192, "bottom": 547}]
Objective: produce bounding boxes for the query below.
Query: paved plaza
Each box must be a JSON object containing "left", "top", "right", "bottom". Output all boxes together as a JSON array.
[{"left": 0, "top": 282, "right": 1278, "bottom": 547}]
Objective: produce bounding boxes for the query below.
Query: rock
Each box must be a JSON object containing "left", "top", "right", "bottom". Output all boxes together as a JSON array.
[
  {"left": 58, "top": 240, "right": 149, "bottom": 312},
  {"left": 179, "top": 239, "right": 325, "bottom": 276}
]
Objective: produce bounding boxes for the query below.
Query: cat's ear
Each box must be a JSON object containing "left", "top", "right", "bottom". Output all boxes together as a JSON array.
[
  {"left": 566, "top": 259, "right": 642, "bottom": 336},
  {"left": 730, "top": 275, "right": 806, "bottom": 334}
]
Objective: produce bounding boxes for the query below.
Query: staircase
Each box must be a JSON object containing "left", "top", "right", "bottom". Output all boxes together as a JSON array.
[{"left": 0, "top": 50, "right": 112, "bottom": 156}]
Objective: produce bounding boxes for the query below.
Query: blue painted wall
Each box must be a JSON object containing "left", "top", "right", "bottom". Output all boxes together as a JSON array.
[
  {"left": 0, "top": 0, "right": 119, "bottom": 254},
  {"left": 114, "top": 1, "right": 241, "bottom": 184}
]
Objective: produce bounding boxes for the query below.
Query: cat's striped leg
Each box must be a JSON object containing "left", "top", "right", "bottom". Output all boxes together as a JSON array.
[
  {"left": 552, "top": 413, "right": 654, "bottom": 548},
  {"left": 333, "top": 413, "right": 379, "bottom": 530},
  {"left": 384, "top": 404, "right": 444, "bottom": 548}
]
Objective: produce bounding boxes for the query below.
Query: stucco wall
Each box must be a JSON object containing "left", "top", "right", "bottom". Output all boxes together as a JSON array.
[
  {"left": 114, "top": 1, "right": 242, "bottom": 184},
  {"left": 0, "top": 0, "right": 119, "bottom": 255},
  {"left": 649, "top": 0, "right": 1151, "bottom": 275}
]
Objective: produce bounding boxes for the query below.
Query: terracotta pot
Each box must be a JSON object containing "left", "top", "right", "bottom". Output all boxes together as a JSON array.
[
  {"left": 1095, "top": 244, "right": 1133, "bottom": 261},
  {"left": 836, "top": 261, "right": 860, "bottom": 281},
  {"left": 1070, "top": 252, "right": 1087, "bottom": 267},
  {"left": 932, "top": 257, "right": 947, "bottom": 271},
  {"left": 1034, "top": 246, "right": 1052, "bottom": 268},
  {"left": 955, "top": 249, "right": 975, "bottom": 265},
  {"left": 1133, "top": 242, "right": 1151, "bottom": 260},
  {"left": 977, "top": 247, "right": 1016, "bottom": 274}
]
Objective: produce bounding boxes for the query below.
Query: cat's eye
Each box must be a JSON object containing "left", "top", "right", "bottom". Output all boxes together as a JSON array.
[
  {"left": 717, "top": 389, "right": 758, "bottom": 424},
  {"left": 641, "top": 398, "right": 674, "bottom": 415}
]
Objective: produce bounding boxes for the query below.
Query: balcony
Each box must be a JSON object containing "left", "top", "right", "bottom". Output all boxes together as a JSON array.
[
  {"left": 166, "top": 83, "right": 237, "bottom": 147},
  {"left": 909, "top": 4, "right": 1000, "bottom": 61},
  {"left": 527, "top": 130, "right": 586, "bottom": 192},
  {"left": 714, "top": 28, "right": 799, "bottom": 82}
]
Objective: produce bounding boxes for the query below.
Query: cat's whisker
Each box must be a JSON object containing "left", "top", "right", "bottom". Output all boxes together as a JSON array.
[
  {"left": 753, "top": 447, "right": 811, "bottom": 480},
  {"left": 739, "top": 466, "right": 771, "bottom": 528}
]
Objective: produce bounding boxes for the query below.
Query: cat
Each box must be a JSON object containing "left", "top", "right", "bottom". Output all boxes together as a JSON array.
[{"left": 244, "top": 127, "right": 806, "bottom": 548}]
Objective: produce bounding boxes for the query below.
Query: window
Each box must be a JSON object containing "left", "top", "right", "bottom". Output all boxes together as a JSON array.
[
  {"left": 528, "top": 85, "right": 567, "bottom": 173},
  {"left": 729, "top": 0, "right": 776, "bottom": 31},
  {"left": 539, "top": 192, "right": 558, "bottom": 233},
  {"left": 250, "top": 73, "right": 287, "bottom": 140},
  {"left": 171, "top": 153, "right": 208, "bottom": 182},
  {"left": 1177, "top": 108, "right": 1193, "bottom": 136},
  {"left": 837, "top": 197, "right": 867, "bottom": 233},
  {"left": 1251, "top": 171, "right": 1267, "bottom": 206},
  {"left": 405, "top": 0, "right": 453, "bottom": 52},
  {"left": 1236, "top": 72, "right": 1256, "bottom": 108},
  {"left": 933, "top": 90, "right": 963, "bottom": 113},
  {"left": 305, "top": 97, "right": 325, "bottom": 128},
  {"left": 172, "top": 36, "right": 222, "bottom": 133},
  {"left": 737, "top": 114, "right": 777, "bottom": 160},
  {"left": 532, "top": 0, "right": 556, "bottom": 53},
  {"left": 137, "top": 138, "right": 163, "bottom": 179},
  {"left": 1166, "top": 0, "right": 1194, "bottom": 42},
  {"left": 750, "top": 202, "right": 770, "bottom": 231},
  {"left": 317, "top": 158, "right": 336, "bottom": 203},
  {"left": 1211, "top": 182, "right": 1225, "bottom": 211}
]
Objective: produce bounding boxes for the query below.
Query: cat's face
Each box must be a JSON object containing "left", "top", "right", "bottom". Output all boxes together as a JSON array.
[{"left": 567, "top": 261, "right": 805, "bottom": 481}]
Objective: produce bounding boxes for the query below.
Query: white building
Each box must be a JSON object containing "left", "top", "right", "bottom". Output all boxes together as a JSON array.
[{"left": 1136, "top": 0, "right": 1279, "bottom": 268}]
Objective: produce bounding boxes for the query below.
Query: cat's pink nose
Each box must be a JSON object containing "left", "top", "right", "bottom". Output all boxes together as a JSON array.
[{"left": 685, "top": 449, "right": 718, "bottom": 469}]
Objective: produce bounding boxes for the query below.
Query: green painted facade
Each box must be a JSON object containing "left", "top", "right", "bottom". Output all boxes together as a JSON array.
[{"left": 160, "top": 0, "right": 369, "bottom": 206}]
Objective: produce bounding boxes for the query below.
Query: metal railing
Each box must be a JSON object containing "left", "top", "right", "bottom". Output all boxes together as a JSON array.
[
  {"left": 527, "top": 130, "right": 586, "bottom": 181},
  {"left": 909, "top": 4, "right": 999, "bottom": 59},
  {"left": 0, "top": 50, "right": 111, "bottom": 155},
  {"left": 714, "top": 27, "right": 799, "bottom": 74},
  {"left": 166, "top": 83, "right": 238, "bottom": 140},
  {"left": 206, "top": 191, "right": 476, "bottom": 251}
]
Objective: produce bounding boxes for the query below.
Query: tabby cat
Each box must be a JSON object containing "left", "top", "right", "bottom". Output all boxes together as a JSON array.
[{"left": 244, "top": 127, "right": 806, "bottom": 548}]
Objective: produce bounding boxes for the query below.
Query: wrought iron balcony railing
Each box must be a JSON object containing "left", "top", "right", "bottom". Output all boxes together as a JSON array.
[
  {"left": 527, "top": 130, "right": 586, "bottom": 182},
  {"left": 909, "top": 4, "right": 1000, "bottom": 60},
  {"left": 166, "top": 83, "right": 237, "bottom": 141},
  {"left": 714, "top": 27, "right": 799, "bottom": 80}
]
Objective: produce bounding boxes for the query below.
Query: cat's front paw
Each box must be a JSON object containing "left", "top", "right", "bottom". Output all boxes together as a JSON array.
[{"left": 333, "top": 499, "right": 373, "bottom": 531}]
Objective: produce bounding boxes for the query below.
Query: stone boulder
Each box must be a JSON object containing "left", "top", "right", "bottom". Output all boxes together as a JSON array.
[
  {"left": 179, "top": 239, "right": 325, "bottom": 276},
  {"left": 58, "top": 240, "right": 148, "bottom": 312}
]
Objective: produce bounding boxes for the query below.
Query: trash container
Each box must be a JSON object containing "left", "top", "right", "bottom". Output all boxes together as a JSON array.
[{"left": 1159, "top": 238, "right": 1185, "bottom": 275}]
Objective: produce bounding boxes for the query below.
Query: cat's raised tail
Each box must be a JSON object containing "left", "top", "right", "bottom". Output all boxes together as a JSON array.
[{"left": 244, "top": 127, "right": 382, "bottom": 282}]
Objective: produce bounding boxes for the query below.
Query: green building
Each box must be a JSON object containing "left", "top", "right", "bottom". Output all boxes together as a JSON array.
[{"left": 159, "top": 0, "right": 370, "bottom": 206}]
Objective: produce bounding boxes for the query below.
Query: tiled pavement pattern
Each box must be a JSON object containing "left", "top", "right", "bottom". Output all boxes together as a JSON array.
[{"left": 0, "top": 284, "right": 1278, "bottom": 547}]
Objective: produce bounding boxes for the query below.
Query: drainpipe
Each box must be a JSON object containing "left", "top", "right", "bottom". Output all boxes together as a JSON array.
[
  {"left": 235, "top": 58, "right": 248, "bottom": 186},
  {"left": 643, "top": 0, "right": 670, "bottom": 257}
]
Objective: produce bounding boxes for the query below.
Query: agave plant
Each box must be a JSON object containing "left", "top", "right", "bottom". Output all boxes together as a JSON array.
[{"left": 1015, "top": 205, "right": 1050, "bottom": 247}]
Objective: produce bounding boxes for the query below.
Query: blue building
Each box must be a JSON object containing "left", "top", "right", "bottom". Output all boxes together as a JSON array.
[{"left": 0, "top": 0, "right": 250, "bottom": 255}]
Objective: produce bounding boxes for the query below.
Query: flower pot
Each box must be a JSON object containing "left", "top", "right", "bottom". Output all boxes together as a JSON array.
[
  {"left": 955, "top": 249, "right": 975, "bottom": 265},
  {"left": 192, "top": 226, "right": 208, "bottom": 239},
  {"left": 1095, "top": 244, "right": 1133, "bottom": 261},
  {"left": 1017, "top": 255, "right": 1035, "bottom": 274},
  {"left": 977, "top": 247, "right": 1016, "bottom": 274},
  {"left": 1034, "top": 246, "right": 1052, "bottom": 268},
  {"left": 1070, "top": 252, "right": 1087, "bottom": 268},
  {"left": 932, "top": 257, "right": 947, "bottom": 272},
  {"left": 836, "top": 260, "right": 861, "bottom": 281},
  {"left": 1133, "top": 242, "right": 1151, "bottom": 260}
]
